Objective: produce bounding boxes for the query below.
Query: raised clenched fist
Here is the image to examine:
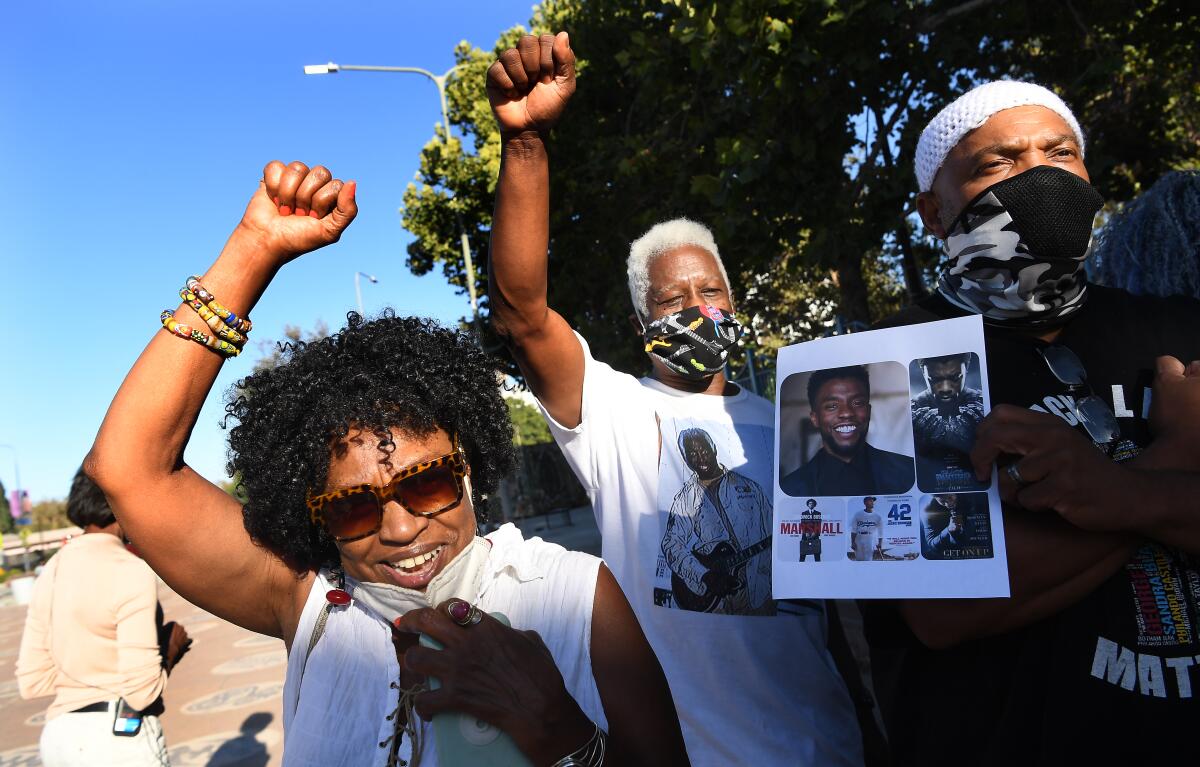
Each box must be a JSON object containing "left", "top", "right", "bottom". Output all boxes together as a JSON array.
[
  {"left": 487, "top": 32, "right": 576, "bottom": 136},
  {"left": 235, "top": 160, "right": 358, "bottom": 266}
]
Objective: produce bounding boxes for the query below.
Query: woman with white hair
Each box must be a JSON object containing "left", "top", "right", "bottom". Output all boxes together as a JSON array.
[{"left": 485, "top": 32, "right": 863, "bottom": 766}]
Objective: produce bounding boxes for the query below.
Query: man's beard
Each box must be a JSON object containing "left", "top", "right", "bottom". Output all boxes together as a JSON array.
[{"left": 822, "top": 430, "right": 864, "bottom": 457}]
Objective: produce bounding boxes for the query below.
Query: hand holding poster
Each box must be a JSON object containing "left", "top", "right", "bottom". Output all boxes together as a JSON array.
[{"left": 772, "top": 315, "right": 1009, "bottom": 599}]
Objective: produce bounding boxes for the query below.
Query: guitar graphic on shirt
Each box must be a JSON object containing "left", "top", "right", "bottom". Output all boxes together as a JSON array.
[{"left": 671, "top": 535, "right": 772, "bottom": 613}]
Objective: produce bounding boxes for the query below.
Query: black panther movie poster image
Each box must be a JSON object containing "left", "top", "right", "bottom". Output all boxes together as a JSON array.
[{"left": 908, "top": 352, "right": 989, "bottom": 493}]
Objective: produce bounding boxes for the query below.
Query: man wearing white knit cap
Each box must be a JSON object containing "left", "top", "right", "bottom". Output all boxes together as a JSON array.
[{"left": 868, "top": 80, "right": 1200, "bottom": 765}]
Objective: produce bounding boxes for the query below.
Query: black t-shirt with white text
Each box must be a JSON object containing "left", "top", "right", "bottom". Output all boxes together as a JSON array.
[{"left": 866, "top": 284, "right": 1200, "bottom": 765}]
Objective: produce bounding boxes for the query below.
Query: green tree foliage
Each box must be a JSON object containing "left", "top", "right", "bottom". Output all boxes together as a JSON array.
[
  {"left": 218, "top": 475, "right": 248, "bottom": 503},
  {"left": 31, "top": 498, "right": 70, "bottom": 532},
  {"left": 960, "top": 0, "right": 1199, "bottom": 201},
  {"left": 506, "top": 397, "right": 553, "bottom": 445},
  {"left": 401, "top": 0, "right": 1199, "bottom": 375},
  {"left": 0, "top": 480, "right": 13, "bottom": 535}
]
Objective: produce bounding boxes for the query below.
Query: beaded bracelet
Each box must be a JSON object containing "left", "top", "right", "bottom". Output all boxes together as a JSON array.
[
  {"left": 185, "top": 276, "right": 253, "bottom": 334},
  {"left": 179, "top": 288, "right": 247, "bottom": 346},
  {"left": 160, "top": 310, "right": 241, "bottom": 357}
]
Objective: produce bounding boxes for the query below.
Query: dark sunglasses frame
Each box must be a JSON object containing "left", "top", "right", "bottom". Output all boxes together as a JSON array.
[
  {"left": 1036, "top": 344, "right": 1120, "bottom": 445},
  {"left": 306, "top": 443, "right": 467, "bottom": 543}
]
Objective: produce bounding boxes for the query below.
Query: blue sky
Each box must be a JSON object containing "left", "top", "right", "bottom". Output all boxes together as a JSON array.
[{"left": 0, "top": 1, "right": 536, "bottom": 502}]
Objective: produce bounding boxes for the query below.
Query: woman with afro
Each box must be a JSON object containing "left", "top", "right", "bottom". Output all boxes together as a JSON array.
[{"left": 87, "top": 161, "right": 687, "bottom": 767}]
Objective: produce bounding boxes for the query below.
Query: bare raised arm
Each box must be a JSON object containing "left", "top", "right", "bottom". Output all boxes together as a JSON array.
[
  {"left": 487, "top": 32, "right": 587, "bottom": 429},
  {"left": 86, "top": 161, "right": 357, "bottom": 640}
]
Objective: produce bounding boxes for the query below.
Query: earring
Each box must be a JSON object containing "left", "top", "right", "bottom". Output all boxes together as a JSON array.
[{"left": 326, "top": 565, "right": 351, "bottom": 606}]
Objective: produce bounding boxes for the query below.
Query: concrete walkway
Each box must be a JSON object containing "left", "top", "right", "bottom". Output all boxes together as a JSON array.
[{"left": 509, "top": 505, "right": 601, "bottom": 557}]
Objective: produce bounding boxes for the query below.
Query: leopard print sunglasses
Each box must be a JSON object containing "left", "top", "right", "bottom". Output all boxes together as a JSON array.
[{"left": 306, "top": 438, "right": 467, "bottom": 542}]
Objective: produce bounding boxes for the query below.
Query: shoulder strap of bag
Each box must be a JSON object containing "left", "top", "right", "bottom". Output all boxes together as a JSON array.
[{"left": 291, "top": 578, "right": 337, "bottom": 714}]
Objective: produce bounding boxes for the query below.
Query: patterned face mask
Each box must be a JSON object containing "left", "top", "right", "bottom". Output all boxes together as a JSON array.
[
  {"left": 642, "top": 304, "right": 744, "bottom": 379},
  {"left": 938, "top": 166, "right": 1105, "bottom": 326}
]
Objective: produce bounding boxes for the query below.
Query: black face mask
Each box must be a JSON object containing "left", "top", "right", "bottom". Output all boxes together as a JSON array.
[
  {"left": 938, "top": 166, "right": 1105, "bottom": 326},
  {"left": 642, "top": 304, "right": 744, "bottom": 379}
]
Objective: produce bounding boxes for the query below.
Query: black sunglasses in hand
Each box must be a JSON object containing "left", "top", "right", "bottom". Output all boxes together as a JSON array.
[{"left": 1036, "top": 344, "right": 1121, "bottom": 445}]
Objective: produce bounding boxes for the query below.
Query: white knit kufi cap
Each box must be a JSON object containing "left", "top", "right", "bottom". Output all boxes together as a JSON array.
[{"left": 915, "top": 80, "right": 1085, "bottom": 193}]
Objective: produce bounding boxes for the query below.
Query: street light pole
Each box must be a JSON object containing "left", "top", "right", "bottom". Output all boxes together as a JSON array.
[
  {"left": 304, "top": 62, "right": 482, "bottom": 335},
  {"left": 354, "top": 271, "right": 378, "bottom": 315}
]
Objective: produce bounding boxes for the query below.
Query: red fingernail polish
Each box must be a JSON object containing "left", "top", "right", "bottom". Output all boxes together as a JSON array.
[
  {"left": 279, "top": 205, "right": 291, "bottom": 215},
  {"left": 310, "top": 210, "right": 320, "bottom": 218},
  {"left": 295, "top": 208, "right": 307, "bottom": 217},
  {"left": 393, "top": 617, "right": 403, "bottom": 628},
  {"left": 273, "top": 196, "right": 279, "bottom": 205}
]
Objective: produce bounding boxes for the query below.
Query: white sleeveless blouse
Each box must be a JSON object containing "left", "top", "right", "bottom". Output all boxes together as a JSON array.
[{"left": 281, "top": 524, "right": 608, "bottom": 767}]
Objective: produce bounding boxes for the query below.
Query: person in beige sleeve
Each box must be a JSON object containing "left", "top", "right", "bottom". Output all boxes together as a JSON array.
[{"left": 17, "top": 467, "right": 190, "bottom": 766}]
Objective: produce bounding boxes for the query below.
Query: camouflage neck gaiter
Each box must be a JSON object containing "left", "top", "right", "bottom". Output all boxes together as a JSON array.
[
  {"left": 643, "top": 304, "right": 744, "bottom": 379},
  {"left": 937, "top": 166, "right": 1105, "bottom": 327}
]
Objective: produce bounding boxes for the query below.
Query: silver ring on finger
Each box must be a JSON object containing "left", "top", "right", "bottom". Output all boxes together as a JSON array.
[
  {"left": 1006, "top": 462, "right": 1026, "bottom": 486},
  {"left": 467, "top": 606, "right": 483, "bottom": 626}
]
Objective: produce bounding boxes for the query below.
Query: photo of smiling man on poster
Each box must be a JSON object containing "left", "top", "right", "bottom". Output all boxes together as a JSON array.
[{"left": 780, "top": 365, "right": 915, "bottom": 497}]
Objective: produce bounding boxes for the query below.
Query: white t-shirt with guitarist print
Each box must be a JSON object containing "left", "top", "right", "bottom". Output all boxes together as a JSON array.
[{"left": 538, "top": 334, "right": 861, "bottom": 766}]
